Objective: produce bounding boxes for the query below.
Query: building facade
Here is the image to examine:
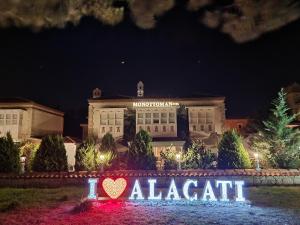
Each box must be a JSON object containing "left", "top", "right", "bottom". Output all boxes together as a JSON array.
[
  {"left": 0, "top": 98, "right": 64, "bottom": 141},
  {"left": 285, "top": 83, "right": 300, "bottom": 122},
  {"left": 85, "top": 82, "right": 226, "bottom": 167}
]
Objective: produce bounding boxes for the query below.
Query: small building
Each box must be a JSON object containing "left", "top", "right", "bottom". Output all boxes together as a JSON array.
[
  {"left": 225, "top": 118, "right": 250, "bottom": 133},
  {"left": 0, "top": 98, "right": 64, "bottom": 142},
  {"left": 285, "top": 82, "right": 300, "bottom": 122},
  {"left": 63, "top": 136, "right": 80, "bottom": 172}
]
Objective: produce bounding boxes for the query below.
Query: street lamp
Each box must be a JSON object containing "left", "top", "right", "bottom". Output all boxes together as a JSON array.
[
  {"left": 99, "top": 154, "right": 105, "bottom": 173},
  {"left": 175, "top": 153, "right": 182, "bottom": 171},
  {"left": 20, "top": 154, "right": 26, "bottom": 174},
  {"left": 253, "top": 153, "right": 261, "bottom": 172}
]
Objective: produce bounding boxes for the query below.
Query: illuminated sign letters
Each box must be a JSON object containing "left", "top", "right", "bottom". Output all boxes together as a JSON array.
[
  {"left": 133, "top": 102, "right": 179, "bottom": 108},
  {"left": 88, "top": 178, "right": 246, "bottom": 202}
]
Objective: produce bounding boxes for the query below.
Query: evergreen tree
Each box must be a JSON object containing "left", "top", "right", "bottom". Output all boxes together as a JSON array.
[
  {"left": 75, "top": 137, "right": 100, "bottom": 171},
  {"left": 218, "top": 130, "right": 251, "bottom": 169},
  {"left": 258, "top": 89, "right": 300, "bottom": 168},
  {"left": 160, "top": 147, "right": 178, "bottom": 170},
  {"left": 32, "top": 135, "right": 68, "bottom": 172},
  {"left": 127, "top": 130, "right": 156, "bottom": 170},
  {"left": 19, "top": 140, "right": 39, "bottom": 172},
  {"left": 183, "top": 142, "right": 217, "bottom": 169},
  {"left": 124, "top": 113, "right": 136, "bottom": 142},
  {"left": 100, "top": 133, "right": 118, "bottom": 169},
  {"left": 0, "top": 132, "right": 20, "bottom": 173}
]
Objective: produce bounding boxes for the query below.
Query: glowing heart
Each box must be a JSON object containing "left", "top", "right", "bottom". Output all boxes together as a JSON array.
[{"left": 102, "top": 178, "right": 127, "bottom": 199}]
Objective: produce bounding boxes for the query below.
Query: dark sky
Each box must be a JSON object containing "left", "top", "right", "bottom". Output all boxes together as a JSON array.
[{"left": 0, "top": 4, "right": 299, "bottom": 137}]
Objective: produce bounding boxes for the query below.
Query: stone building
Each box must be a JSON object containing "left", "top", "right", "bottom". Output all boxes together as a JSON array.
[
  {"left": 83, "top": 82, "right": 226, "bottom": 168},
  {"left": 285, "top": 82, "right": 300, "bottom": 122},
  {"left": 0, "top": 98, "right": 64, "bottom": 142}
]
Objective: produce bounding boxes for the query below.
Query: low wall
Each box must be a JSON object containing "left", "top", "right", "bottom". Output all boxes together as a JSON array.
[{"left": 0, "top": 169, "right": 300, "bottom": 188}]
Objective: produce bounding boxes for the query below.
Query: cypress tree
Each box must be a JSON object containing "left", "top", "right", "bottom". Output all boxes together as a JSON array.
[
  {"left": 0, "top": 132, "right": 20, "bottom": 173},
  {"left": 127, "top": 130, "right": 156, "bottom": 170},
  {"left": 218, "top": 130, "right": 251, "bottom": 169},
  {"left": 259, "top": 89, "right": 300, "bottom": 168},
  {"left": 32, "top": 135, "right": 68, "bottom": 172},
  {"left": 75, "top": 137, "right": 99, "bottom": 171}
]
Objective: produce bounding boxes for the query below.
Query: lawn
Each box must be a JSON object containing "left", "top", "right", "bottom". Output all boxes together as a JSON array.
[
  {"left": 0, "top": 187, "right": 84, "bottom": 212},
  {"left": 0, "top": 186, "right": 300, "bottom": 225}
]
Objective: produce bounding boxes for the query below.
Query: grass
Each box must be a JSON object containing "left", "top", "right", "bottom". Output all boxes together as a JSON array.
[
  {"left": 0, "top": 187, "right": 84, "bottom": 212},
  {"left": 248, "top": 186, "right": 300, "bottom": 210},
  {"left": 0, "top": 186, "right": 300, "bottom": 213}
]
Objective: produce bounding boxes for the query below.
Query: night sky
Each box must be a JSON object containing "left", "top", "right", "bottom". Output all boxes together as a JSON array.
[{"left": 0, "top": 3, "right": 299, "bottom": 137}]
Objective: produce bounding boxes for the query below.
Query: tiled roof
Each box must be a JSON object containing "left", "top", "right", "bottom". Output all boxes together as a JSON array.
[
  {"left": 89, "top": 93, "right": 225, "bottom": 101},
  {"left": 1, "top": 169, "right": 299, "bottom": 179}
]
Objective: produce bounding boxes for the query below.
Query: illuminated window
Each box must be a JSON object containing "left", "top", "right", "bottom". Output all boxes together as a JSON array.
[
  {"left": 109, "top": 113, "right": 115, "bottom": 119},
  {"left": 206, "top": 111, "right": 213, "bottom": 123},
  {"left": 208, "top": 124, "right": 213, "bottom": 132},
  {"left": 147, "top": 126, "right": 151, "bottom": 132},
  {"left": 145, "top": 113, "right": 151, "bottom": 124},
  {"left": 198, "top": 111, "right": 205, "bottom": 124},
  {"left": 116, "top": 113, "right": 122, "bottom": 119},
  {"left": 169, "top": 112, "right": 175, "bottom": 123},
  {"left": 117, "top": 127, "right": 120, "bottom": 132},
  {"left": 6, "top": 114, "right": 11, "bottom": 125},
  {"left": 0, "top": 114, "right": 4, "bottom": 126},
  {"left": 19, "top": 114, "right": 23, "bottom": 126},
  {"left": 153, "top": 113, "right": 159, "bottom": 124},
  {"left": 161, "top": 113, "right": 167, "bottom": 124},
  {"left": 170, "top": 126, "right": 174, "bottom": 132},
  {"left": 100, "top": 113, "right": 107, "bottom": 125},
  {"left": 200, "top": 125, "right": 204, "bottom": 131},
  {"left": 12, "top": 114, "right": 17, "bottom": 125}
]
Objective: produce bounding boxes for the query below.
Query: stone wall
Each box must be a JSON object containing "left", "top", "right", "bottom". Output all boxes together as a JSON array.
[{"left": 0, "top": 169, "right": 300, "bottom": 188}]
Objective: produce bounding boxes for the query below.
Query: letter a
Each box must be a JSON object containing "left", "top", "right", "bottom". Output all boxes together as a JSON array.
[
  {"left": 202, "top": 180, "right": 217, "bottom": 201},
  {"left": 129, "top": 179, "right": 144, "bottom": 200},
  {"left": 166, "top": 179, "right": 181, "bottom": 200}
]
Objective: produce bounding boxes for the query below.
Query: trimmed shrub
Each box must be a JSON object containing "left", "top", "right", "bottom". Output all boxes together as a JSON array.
[
  {"left": 127, "top": 130, "right": 156, "bottom": 170},
  {"left": 75, "top": 138, "right": 100, "bottom": 171},
  {"left": 160, "top": 148, "right": 178, "bottom": 170},
  {"left": 0, "top": 132, "right": 20, "bottom": 173},
  {"left": 160, "top": 141, "right": 217, "bottom": 170},
  {"left": 100, "top": 133, "right": 118, "bottom": 169},
  {"left": 183, "top": 143, "right": 217, "bottom": 169},
  {"left": 218, "top": 130, "right": 251, "bottom": 169},
  {"left": 32, "top": 135, "right": 68, "bottom": 172},
  {"left": 19, "top": 140, "right": 39, "bottom": 172}
]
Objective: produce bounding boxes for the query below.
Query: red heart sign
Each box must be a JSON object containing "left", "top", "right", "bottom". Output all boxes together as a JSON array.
[{"left": 102, "top": 178, "right": 127, "bottom": 199}]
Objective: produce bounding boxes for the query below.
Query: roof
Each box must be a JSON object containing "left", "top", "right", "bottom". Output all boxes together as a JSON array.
[
  {"left": 89, "top": 93, "right": 225, "bottom": 103},
  {"left": 63, "top": 136, "right": 81, "bottom": 143},
  {"left": 152, "top": 137, "right": 185, "bottom": 142},
  {"left": 285, "top": 82, "right": 300, "bottom": 93},
  {"left": 0, "top": 97, "right": 64, "bottom": 116}
]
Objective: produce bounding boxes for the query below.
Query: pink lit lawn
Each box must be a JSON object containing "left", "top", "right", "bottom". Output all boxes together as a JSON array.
[{"left": 0, "top": 187, "right": 300, "bottom": 225}]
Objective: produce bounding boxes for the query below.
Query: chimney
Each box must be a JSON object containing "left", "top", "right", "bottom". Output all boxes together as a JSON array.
[
  {"left": 137, "top": 81, "right": 144, "bottom": 97},
  {"left": 92, "top": 88, "right": 101, "bottom": 98}
]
